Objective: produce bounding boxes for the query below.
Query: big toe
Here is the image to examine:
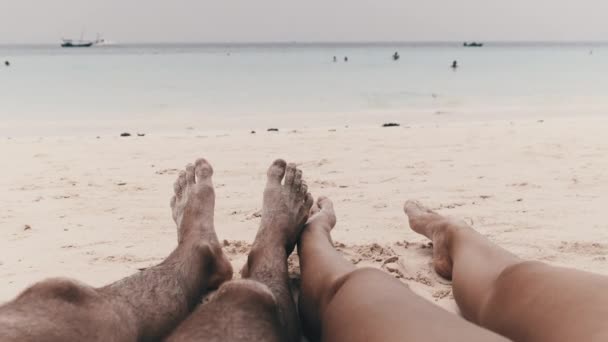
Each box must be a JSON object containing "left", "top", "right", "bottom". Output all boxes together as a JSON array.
[
  {"left": 403, "top": 200, "right": 442, "bottom": 237},
  {"left": 195, "top": 158, "right": 214, "bottom": 182},
  {"left": 267, "top": 159, "right": 287, "bottom": 185},
  {"left": 403, "top": 200, "right": 429, "bottom": 217}
]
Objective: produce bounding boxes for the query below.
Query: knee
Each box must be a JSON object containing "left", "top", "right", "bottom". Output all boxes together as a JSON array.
[
  {"left": 17, "top": 278, "right": 99, "bottom": 305},
  {"left": 213, "top": 279, "right": 278, "bottom": 311},
  {"left": 495, "top": 261, "right": 545, "bottom": 285},
  {"left": 480, "top": 261, "right": 546, "bottom": 323},
  {"left": 326, "top": 268, "right": 408, "bottom": 307}
]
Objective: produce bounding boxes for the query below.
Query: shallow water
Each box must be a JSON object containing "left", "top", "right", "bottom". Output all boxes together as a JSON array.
[{"left": 1, "top": 42, "right": 607, "bottom": 135}]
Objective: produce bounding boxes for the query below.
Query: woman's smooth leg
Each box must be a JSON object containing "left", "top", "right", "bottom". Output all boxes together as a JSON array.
[
  {"left": 404, "top": 200, "right": 608, "bottom": 342},
  {"left": 297, "top": 197, "right": 508, "bottom": 342}
]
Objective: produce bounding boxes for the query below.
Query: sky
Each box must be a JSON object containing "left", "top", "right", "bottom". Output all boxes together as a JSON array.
[{"left": 1, "top": 0, "right": 607, "bottom": 44}]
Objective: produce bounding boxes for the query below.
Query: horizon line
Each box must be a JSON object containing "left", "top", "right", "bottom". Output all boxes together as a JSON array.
[{"left": 1, "top": 39, "right": 608, "bottom": 46}]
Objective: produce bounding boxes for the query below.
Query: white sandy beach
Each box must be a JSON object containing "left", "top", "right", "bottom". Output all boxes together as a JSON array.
[{"left": 2, "top": 117, "right": 608, "bottom": 314}]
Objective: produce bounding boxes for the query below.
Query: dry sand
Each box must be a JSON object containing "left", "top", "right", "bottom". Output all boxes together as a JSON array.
[{"left": 2, "top": 117, "right": 608, "bottom": 315}]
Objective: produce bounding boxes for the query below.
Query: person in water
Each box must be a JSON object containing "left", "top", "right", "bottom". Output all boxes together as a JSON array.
[
  {"left": 344, "top": 56, "right": 348, "bottom": 62},
  {"left": 333, "top": 56, "right": 337, "bottom": 62},
  {"left": 4, "top": 61, "right": 9, "bottom": 67},
  {"left": 452, "top": 60, "right": 458, "bottom": 69},
  {"left": 2, "top": 158, "right": 608, "bottom": 341}
]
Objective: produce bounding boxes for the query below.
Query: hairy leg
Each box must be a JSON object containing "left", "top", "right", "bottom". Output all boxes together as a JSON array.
[
  {"left": 298, "top": 197, "right": 508, "bottom": 342},
  {"left": 0, "top": 159, "right": 232, "bottom": 342},
  {"left": 166, "top": 160, "right": 313, "bottom": 342},
  {"left": 405, "top": 200, "right": 608, "bottom": 342}
]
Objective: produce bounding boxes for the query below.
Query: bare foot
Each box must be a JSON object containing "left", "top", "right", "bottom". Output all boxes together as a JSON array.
[
  {"left": 170, "top": 158, "right": 233, "bottom": 288},
  {"left": 252, "top": 159, "right": 314, "bottom": 254},
  {"left": 305, "top": 196, "right": 337, "bottom": 234},
  {"left": 403, "top": 200, "right": 466, "bottom": 280}
]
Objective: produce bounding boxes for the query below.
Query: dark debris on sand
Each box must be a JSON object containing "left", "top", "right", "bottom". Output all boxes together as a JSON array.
[
  {"left": 120, "top": 133, "right": 131, "bottom": 137},
  {"left": 267, "top": 128, "right": 279, "bottom": 132},
  {"left": 382, "top": 123, "right": 400, "bottom": 127}
]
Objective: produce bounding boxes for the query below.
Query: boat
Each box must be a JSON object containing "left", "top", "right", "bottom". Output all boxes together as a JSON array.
[
  {"left": 61, "top": 39, "right": 94, "bottom": 48},
  {"left": 60, "top": 34, "right": 105, "bottom": 48},
  {"left": 463, "top": 42, "right": 484, "bottom": 47}
]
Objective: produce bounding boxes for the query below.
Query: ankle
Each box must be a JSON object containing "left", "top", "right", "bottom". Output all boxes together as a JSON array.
[
  {"left": 302, "top": 224, "right": 332, "bottom": 241},
  {"left": 246, "top": 245, "right": 288, "bottom": 272}
]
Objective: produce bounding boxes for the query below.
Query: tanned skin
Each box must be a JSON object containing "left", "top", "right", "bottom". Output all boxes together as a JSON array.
[
  {"left": 0, "top": 158, "right": 234, "bottom": 342},
  {"left": 296, "top": 198, "right": 608, "bottom": 342},
  {"left": 297, "top": 197, "right": 508, "bottom": 342},
  {"left": 4, "top": 159, "right": 608, "bottom": 342},
  {"left": 165, "top": 160, "right": 313, "bottom": 342},
  {"left": 403, "top": 200, "right": 608, "bottom": 342}
]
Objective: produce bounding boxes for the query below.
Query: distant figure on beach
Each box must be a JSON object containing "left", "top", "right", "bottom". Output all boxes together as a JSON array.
[
  {"left": 4, "top": 61, "right": 9, "bottom": 67},
  {"left": 344, "top": 56, "right": 348, "bottom": 62},
  {"left": 451, "top": 60, "right": 458, "bottom": 69},
  {"left": 393, "top": 52, "right": 400, "bottom": 61},
  {"left": 333, "top": 56, "right": 337, "bottom": 62}
]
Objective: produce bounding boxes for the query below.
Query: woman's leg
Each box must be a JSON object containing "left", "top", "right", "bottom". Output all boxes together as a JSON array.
[
  {"left": 297, "top": 197, "right": 508, "bottom": 342},
  {"left": 404, "top": 200, "right": 608, "bottom": 342}
]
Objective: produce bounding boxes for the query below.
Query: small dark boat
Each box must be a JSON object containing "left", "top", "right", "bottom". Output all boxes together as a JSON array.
[
  {"left": 61, "top": 39, "right": 94, "bottom": 48},
  {"left": 463, "top": 42, "right": 484, "bottom": 47}
]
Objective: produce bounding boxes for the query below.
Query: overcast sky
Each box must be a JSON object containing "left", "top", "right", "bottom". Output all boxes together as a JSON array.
[{"left": 1, "top": 0, "right": 607, "bottom": 44}]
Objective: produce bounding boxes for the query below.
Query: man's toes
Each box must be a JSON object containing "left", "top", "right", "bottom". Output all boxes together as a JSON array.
[
  {"left": 299, "top": 181, "right": 308, "bottom": 199},
  {"left": 266, "top": 159, "right": 287, "bottom": 185},
  {"left": 284, "top": 163, "right": 297, "bottom": 186},
  {"left": 185, "top": 164, "right": 195, "bottom": 184},
  {"left": 174, "top": 171, "right": 187, "bottom": 197},
  {"left": 195, "top": 158, "right": 213, "bottom": 182},
  {"left": 304, "top": 193, "right": 314, "bottom": 210},
  {"left": 293, "top": 169, "right": 303, "bottom": 190}
]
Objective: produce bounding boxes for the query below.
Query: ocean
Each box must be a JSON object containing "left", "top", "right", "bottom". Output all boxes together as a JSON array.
[{"left": 1, "top": 42, "right": 607, "bottom": 136}]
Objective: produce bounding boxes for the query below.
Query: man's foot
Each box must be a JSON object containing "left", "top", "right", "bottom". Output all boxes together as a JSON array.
[
  {"left": 404, "top": 200, "right": 466, "bottom": 280},
  {"left": 252, "top": 159, "right": 314, "bottom": 254},
  {"left": 170, "top": 158, "right": 233, "bottom": 288},
  {"left": 305, "top": 196, "right": 337, "bottom": 235}
]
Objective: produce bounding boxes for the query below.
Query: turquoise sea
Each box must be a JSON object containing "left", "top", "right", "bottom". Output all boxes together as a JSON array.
[{"left": 1, "top": 42, "right": 607, "bottom": 135}]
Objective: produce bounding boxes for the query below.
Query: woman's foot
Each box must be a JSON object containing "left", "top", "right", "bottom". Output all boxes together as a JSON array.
[{"left": 403, "top": 200, "right": 467, "bottom": 280}]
